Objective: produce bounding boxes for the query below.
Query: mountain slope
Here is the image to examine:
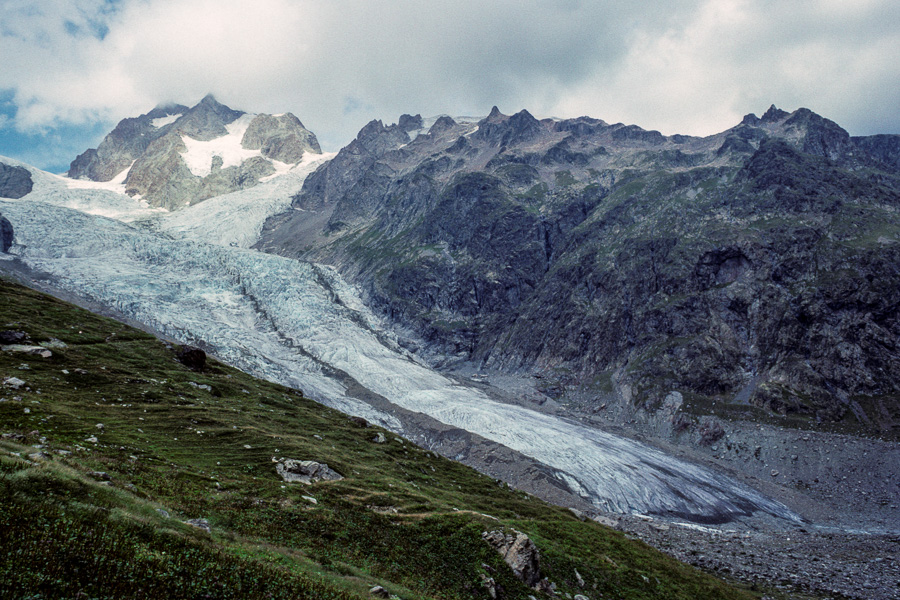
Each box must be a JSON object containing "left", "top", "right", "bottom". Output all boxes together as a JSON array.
[
  {"left": 257, "top": 106, "right": 900, "bottom": 437},
  {"left": 0, "top": 277, "right": 757, "bottom": 600}
]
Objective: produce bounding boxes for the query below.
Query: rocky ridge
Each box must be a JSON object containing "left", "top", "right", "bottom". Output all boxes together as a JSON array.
[
  {"left": 258, "top": 105, "right": 900, "bottom": 439},
  {"left": 69, "top": 94, "right": 321, "bottom": 210}
]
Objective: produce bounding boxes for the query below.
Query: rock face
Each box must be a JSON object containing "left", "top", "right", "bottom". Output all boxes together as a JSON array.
[
  {"left": 0, "top": 213, "right": 13, "bottom": 252},
  {"left": 69, "top": 94, "right": 321, "bottom": 210},
  {"left": 241, "top": 113, "right": 321, "bottom": 163},
  {"left": 0, "top": 163, "right": 33, "bottom": 199},
  {"left": 258, "top": 106, "right": 900, "bottom": 435},
  {"left": 276, "top": 459, "right": 343, "bottom": 484}
]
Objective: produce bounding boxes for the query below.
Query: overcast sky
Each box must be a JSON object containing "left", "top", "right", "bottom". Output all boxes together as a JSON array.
[{"left": 1, "top": 0, "right": 898, "bottom": 173}]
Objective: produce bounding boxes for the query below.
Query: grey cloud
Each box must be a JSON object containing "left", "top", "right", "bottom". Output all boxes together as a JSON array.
[{"left": 0, "top": 0, "right": 898, "bottom": 169}]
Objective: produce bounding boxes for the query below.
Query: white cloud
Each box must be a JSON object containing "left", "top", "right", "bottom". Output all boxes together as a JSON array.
[
  {"left": 549, "top": 0, "right": 900, "bottom": 136},
  {"left": 0, "top": 0, "right": 898, "bottom": 166}
]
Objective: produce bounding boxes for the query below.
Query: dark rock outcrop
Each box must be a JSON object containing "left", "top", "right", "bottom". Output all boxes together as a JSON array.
[
  {"left": 0, "top": 330, "right": 26, "bottom": 344},
  {"left": 0, "top": 213, "right": 13, "bottom": 252},
  {"left": 176, "top": 345, "right": 206, "bottom": 371},
  {"left": 0, "top": 163, "right": 33, "bottom": 199}
]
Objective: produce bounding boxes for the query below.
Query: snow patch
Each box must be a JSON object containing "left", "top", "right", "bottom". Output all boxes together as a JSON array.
[
  {"left": 151, "top": 114, "right": 182, "bottom": 128},
  {"left": 180, "top": 114, "right": 263, "bottom": 177},
  {"left": 64, "top": 162, "right": 132, "bottom": 195}
]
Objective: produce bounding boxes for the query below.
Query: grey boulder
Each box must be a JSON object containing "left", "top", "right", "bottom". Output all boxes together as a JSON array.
[{"left": 276, "top": 459, "right": 343, "bottom": 484}]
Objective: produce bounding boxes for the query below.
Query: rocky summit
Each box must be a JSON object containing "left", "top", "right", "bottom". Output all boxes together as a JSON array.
[
  {"left": 258, "top": 105, "right": 900, "bottom": 438},
  {"left": 69, "top": 94, "right": 321, "bottom": 210}
]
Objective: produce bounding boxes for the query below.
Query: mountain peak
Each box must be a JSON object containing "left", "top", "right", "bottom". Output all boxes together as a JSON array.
[
  {"left": 485, "top": 106, "right": 504, "bottom": 122},
  {"left": 761, "top": 104, "right": 790, "bottom": 123},
  {"left": 198, "top": 93, "right": 221, "bottom": 106}
]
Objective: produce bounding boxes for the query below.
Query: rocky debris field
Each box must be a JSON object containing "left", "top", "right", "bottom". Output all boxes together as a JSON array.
[{"left": 610, "top": 513, "right": 900, "bottom": 600}]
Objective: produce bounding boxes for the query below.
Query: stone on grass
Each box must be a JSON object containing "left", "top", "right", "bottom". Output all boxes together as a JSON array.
[
  {"left": 373, "top": 432, "right": 386, "bottom": 444},
  {"left": 176, "top": 345, "right": 206, "bottom": 370},
  {"left": 369, "top": 585, "right": 390, "bottom": 598},
  {"left": 1, "top": 345, "right": 51, "bottom": 358},
  {"left": 482, "top": 529, "right": 547, "bottom": 589},
  {"left": 2, "top": 377, "right": 25, "bottom": 389},
  {"left": 276, "top": 459, "right": 343, "bottom": 484},
  {"left": 186, "top": 518, "right": 211, "bottom": 532},
  {"left": 0, "top": 331, "right": 26, "bottom": 345}
]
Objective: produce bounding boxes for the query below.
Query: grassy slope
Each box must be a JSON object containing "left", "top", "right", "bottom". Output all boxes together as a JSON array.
[{"left": 0, "top": 277, "right": 757, "bottom": 600}]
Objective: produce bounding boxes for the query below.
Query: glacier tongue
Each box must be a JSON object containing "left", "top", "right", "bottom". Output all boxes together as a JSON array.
[{"left": 0, "top": 169, "right": 800, "bottom": 523}]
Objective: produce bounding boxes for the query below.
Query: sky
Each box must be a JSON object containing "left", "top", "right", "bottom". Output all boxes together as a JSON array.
[{"left": 1, "top": 0, "right": 898, "bottom": 173}]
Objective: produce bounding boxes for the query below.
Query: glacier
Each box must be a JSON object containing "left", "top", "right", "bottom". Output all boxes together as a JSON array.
[{"left": 0, "top": 156, "right": 801, "bottom": 523}]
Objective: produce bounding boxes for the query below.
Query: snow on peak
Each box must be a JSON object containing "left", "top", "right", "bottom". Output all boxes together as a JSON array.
[
  {"left": 179, "top": 113, "right": 262, "bottom": 177},
  {"left": 151, "top": 113, "right": 182, "bottom": 128}
]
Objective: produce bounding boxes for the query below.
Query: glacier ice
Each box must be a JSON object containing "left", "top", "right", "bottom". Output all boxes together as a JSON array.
[{"left": 0, "top": 159, "right": 801, "bottom": 522}]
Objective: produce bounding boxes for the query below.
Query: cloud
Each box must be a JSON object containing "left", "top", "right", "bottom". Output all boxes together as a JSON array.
[{"left": 1, "top": 0, "right": 898, "bottom": 169}]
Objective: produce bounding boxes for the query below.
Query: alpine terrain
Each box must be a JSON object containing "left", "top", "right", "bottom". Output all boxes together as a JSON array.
[{"left": 1, "top": 96, "right": 898, "bottom": 599}]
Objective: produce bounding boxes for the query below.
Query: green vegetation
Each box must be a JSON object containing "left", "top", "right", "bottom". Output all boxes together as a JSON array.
[{"left": 0, "top": 278, "right": 758, "bottom": 599}]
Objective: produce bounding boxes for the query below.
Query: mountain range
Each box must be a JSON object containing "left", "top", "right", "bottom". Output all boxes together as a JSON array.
[
  {"left": 1, "top": 94, "right": 899, "bottom": 599},
  {"left": 258, "top": 104, "right": 900, "bottom": 437}
]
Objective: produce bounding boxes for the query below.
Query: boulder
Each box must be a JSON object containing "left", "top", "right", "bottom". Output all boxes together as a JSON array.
[
  {"left": 0, "top": 331, "right": 26, "bottom": 344},
  {"left": 349, "top": 416, "right": 369, "bottom": 427},
  {"left": 176, "top": 345, "right": 206, "bottom": 370},
  {"left": 482, "top": 529, "right": 543, "bottom": 587},
  {"left": 186, "top": 518, "right": 211, "bottom": 532},
  {"left": 1, "top": 345, "right": 52, "bottom": 358},
  {"left": 276, "top": 459, "right": 343, "bottom": 484},
  {"left": 2, "top": 377, "right": 25, "bottom": 389},
  {"left": 369, "top": 586, "right": 390, "bottom": 598},
  {"left": 0, "top": 164, "right": 33, "bottom": 199}
]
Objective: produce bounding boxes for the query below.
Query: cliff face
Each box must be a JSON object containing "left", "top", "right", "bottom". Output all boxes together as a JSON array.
[
  {"left": 258, "top": 106, "right": 900, "bottom": 435},
  {"left": 69, "top": 95, "right": 321, "bottom": 210}
]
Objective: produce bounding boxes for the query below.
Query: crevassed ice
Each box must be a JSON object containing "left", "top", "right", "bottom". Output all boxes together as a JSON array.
[{"left": 0, "top": 163, "right": 801, "bottom": 522}]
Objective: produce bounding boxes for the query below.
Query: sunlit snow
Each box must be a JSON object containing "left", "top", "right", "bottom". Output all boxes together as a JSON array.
[
  {"left": 180, "top": 114, "right": 262, "bottom": 177},
  {"left": 151, "top": 113, "right": 182, "bottom": 128}
]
